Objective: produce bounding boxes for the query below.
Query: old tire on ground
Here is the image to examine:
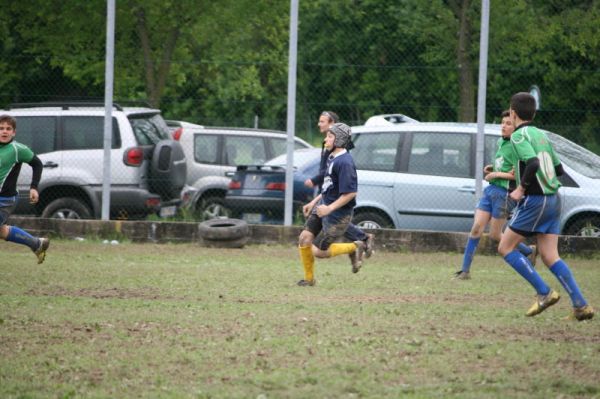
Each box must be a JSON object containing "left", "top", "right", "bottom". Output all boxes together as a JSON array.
[
  {"left": 202, "top": 235, "right": 249, "bottom": 249},
  {"left": 198, "top": 218, "right": 249, "bottom": 242}
]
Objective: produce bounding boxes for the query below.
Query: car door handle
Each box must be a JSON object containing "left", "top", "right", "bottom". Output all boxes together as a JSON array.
[
  {"left": 43, "top": 161, "right": 59, "bottom": 168},
  {"left": 458, "top": 186, "right": 476, "bottom": 193}
]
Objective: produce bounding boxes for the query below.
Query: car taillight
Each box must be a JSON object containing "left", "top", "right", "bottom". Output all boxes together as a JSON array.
[
  {"left": 265, "top": 182, "right": 286, "bottom": 191},
  {"left": 124, "top": 147, "right": 144, "bottom": 166},
  {"left": 145, "top": 197, "right": 160, "bottom": 208},
  {"left": 172, "top": 127, "right": 183, "bottom": 141},
  {"left": 228, "top": 180, "right": 241, "bottom": 189}
]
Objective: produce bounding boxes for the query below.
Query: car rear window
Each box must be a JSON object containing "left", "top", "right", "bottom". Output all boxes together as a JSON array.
[
  {"left": 129, "top": 113, "right": 170, "bottom": 145},
  {"left": 546, "top": 131, "right": 600, "bottom": 179}
]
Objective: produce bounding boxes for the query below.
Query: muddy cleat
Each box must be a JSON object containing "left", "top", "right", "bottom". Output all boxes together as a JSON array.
[
  {"left": 572, "top": 305, "right": 594, "bottom": 321},
  {"left": 364, "top": 233, "right": 375, "bottom": 259},
  {"left": 527, "top": 245, "right": 538, "bottom": 267},
  {"left": 33, "top": 237, "right": 50, "bottom": 264},
  {"left": 351, "top": 241, "right": 366, "bottom": 273},
  {"left": 453, "top": 270, "right": 471, "bottom": 280},
  {"left": 297, "top": 279, "right": 316, "bottom": 287},
  {"left": 526, "top": 289, "right": 560, "bottom": 317}
]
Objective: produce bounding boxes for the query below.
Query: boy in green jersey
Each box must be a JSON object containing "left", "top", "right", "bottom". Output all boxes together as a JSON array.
[
  {"left": 497, "top": 93, "right": 593, "bottom": 321},
  {"left": 455, "top": 111, "right": 535, "bottom": 280},
  {"left": 0, "top": 115, "right": 49, "bottom": 263}
]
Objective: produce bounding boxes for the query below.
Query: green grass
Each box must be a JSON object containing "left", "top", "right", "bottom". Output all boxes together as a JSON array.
[{"left": 1, "top": 240, "right": 599, "bottom": 398}]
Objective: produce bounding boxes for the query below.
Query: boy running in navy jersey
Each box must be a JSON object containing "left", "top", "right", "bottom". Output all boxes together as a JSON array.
[
  {"left": 0, "top": 115, "right": 50, "bottom": 263},
  {"left": 297, "top": 123, "right": 365, "bottom": 286},
  {"left": 497, "top": 93, "right": 593, "bottom": 321},
  {"left": 455, "top": 110, "right": 536, "bottom": 280}
]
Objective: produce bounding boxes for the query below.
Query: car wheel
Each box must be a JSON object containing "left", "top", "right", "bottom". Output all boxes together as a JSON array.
[
  {"left": 41, "top": 198, "right": 92, "bottom": 219},
  {"left": 564, "top": 216, "right": 600, "bottom": 237},
  {"left": 197, "top": 195, "right": 231, "bottom": 220},
  {"left": 352, "top": 211, "right": 393, "bottom": 229}
]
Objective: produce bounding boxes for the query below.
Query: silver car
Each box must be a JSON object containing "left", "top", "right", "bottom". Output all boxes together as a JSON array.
[
  {"left": 350, "top": 122, "right": 600, "bottom": 236},
  {"left": 174, "top": 122, "right": 312, "bottom": 219}
]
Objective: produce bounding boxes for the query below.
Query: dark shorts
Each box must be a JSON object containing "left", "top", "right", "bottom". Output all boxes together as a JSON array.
[
  {"left": 477, "top": 184, "right": 516, "bottom": 219},
  {"left": 313, "top": 210, "right": 353, "bottom": 251},
  {"left": 0, "top": 196, "right": 17, "bottom": 226},
  {"left": 509, "top": 194, "right": 561, "bottom": 236}
]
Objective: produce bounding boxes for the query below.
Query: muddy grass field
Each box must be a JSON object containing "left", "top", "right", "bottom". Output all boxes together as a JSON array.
[{"left": 1, "top": 240, "right": 599, "bottom": 398}]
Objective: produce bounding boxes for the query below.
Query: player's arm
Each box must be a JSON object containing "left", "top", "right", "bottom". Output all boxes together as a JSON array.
[
  {"left": 303, "top": 194, "right": 322, "bottom": 217},
  {"left": 27, "top": 155, "right": 43, "bottom": 204},
  {"left": 485, "top": 169, "right": 515, "bottom": 182}
]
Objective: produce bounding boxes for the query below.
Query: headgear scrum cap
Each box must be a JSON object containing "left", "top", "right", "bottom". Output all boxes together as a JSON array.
[{"left": 328, "top": 123, "right": 352, "bottom": 148}]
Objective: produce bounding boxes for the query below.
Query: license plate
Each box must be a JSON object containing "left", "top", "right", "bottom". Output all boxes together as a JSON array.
[
  {"left": 242, "top": 213, "right": 263, "bottom": 224},
  {"left": 159, "top": 205, "right": 177, "bottom": 218}
]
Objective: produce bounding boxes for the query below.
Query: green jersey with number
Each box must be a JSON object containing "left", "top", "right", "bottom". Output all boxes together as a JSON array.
[
  {"left": 490, "top": 137, "right": 516, "bottom": 190},
  {"left": 510, "top": 125, "right": 561, "bottom": 195}
]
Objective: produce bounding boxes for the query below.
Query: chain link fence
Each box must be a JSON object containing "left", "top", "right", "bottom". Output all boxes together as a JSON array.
[{"left": 1, "top": 1, "right": 598, "bottom": 236}]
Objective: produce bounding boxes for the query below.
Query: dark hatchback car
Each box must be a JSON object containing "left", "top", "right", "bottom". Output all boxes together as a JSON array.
[{"left": 225, "top": 148, "right": 321, "bottom": 224}]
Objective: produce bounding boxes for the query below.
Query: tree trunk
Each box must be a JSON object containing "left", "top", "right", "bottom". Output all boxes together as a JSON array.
[
  {"left": 135, "top": 7, "right": 179, "bottom": 109},
  {"left": 447, "top": 0, "right": 475, "bottom": 122}
]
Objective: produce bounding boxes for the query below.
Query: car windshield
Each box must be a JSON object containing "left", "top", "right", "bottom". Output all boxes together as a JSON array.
[
  {"left": 546, "top": 131, "right": 600, "bottom": 179},
  {"left": 129, "top": 113, "right": 171, "bottom": 145},
  {"left": 266, "top": 149, "right": 321, "bottom": 170}
]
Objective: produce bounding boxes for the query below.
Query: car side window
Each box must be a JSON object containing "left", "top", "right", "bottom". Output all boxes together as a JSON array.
[
  {"left": 271, "top": 138, "right": 307, "bottom": 157},
  {"left": 14, "top": 116, "right": 57, "bottom": 154},
  {"left": 353, "top": 132, "right": 402, "bottom": 171},
  {"left": 223, "top": 136, "right": 266, "bottom": 166},
  {"left": 484, "top": 135, "right": 500, "bottom": 167},
  {"left": 194, "top": 134, "right": 219, "bottom": 164},
  {"left": 408, "top": 132, "right": 471, "bottom": 178},
  {"left": 63, "top": 117, "right": 121, "bottom": 150}
]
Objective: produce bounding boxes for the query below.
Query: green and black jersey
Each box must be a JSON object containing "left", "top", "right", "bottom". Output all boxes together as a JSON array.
[
  {"left": 489, "top": 137, "right": 517, "bottom": 191},
  {"left": 510, "top": 124, "right": 561, "bottom": 195},
  {"left": 0, "top": 140, "right": 42, "bottom": 197}
]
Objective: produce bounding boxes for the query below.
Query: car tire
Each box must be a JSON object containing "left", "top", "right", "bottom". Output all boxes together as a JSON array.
[
  {"left": 564, "top": 215, "right": 600, "bottom": 237},
  {"left": 352, "top": 211, "right": 393, "bottom": 229},
  {"left": 41, "top": 197, "right": 92, "bottom": 219},
  {"left": 198, "top": 218, "right": 249, "bottom": 241},
  {"left": 197, "top": 195, "right": 231, "bottom": 220}
]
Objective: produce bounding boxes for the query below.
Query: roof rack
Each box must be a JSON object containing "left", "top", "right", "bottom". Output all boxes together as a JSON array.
[{"left": 7, "top": 102, "right": 124, "bottom": 111}]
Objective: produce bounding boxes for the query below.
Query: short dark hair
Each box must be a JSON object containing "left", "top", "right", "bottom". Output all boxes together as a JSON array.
[
  {"left": 510, "top": 92, "right": 536, "bottom": 121},
  {"left": 0, "top": 114, "right": 16, "bottom": 129},
  {"left": 321, "top": 111, "right": 339, "bottom": 123},
  {"left": 501, "top": 110, "right": 510, "bottom": 118}
]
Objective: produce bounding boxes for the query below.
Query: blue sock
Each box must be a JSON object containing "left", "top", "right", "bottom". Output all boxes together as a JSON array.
[
  {"left": 504, "top": 250, "right": 550, "bottom": 295},
  {"left": 549, "top": 259, "right": 587, "bottom": 308},
  {"left": 517, "top": 243, "right": 532, "bottom": 256},
  {"left": 6, "top": 226, "right": 40, "bottom": 251},
  {"left": 461, "top": 237, "right": 480, "bottom": 273}
]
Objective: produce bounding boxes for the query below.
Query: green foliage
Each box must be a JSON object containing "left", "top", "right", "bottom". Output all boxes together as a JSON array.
[{"left": 0, "top": 1, "right": 598, "bottom": 151}]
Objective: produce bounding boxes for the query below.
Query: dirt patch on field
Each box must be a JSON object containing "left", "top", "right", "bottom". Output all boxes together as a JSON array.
[{"left": 25, "top": 286, "right": 181, "bottom": 300}]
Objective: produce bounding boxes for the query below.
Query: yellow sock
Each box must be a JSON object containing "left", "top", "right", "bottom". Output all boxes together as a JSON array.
[
  {"left": 298, "top": 245, "right": 314, "bottom": 281},
  {"left": 329, "top": 242, "right": 357, "bottom": 257}
]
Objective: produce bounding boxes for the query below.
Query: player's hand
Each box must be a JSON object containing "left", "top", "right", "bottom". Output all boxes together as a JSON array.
[
  {"left": 29, "top": 188, "right": 39, "bottom": 204},
  {"left": 483, "top": 164, "right": 493, "bottom": 175},
  {"left": 303, "top": 202, "right": 314, "bottom": 218},
  {"left": 510, "top": 185, "right": 525, "bottom": 201},
  {"left": 316, "top": 204, "right": 331, "bottom": 217},
  {"left": 304, "top": 178, "right": 314, "bottom": 188}
]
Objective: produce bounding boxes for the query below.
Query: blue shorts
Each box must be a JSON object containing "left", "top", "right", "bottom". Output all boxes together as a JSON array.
[
  {"left": 509, "top": 194, "right": 561, "bottom": 236},
  {"left": 0, "top": 196, "right": 17, "bottom": 226},
  {"left": 477, "top": 184, "right": 515, "bottom": 219}
]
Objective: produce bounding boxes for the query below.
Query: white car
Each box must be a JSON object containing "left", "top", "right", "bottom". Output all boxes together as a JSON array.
[{"left": 3, "top": 102, "right": 187, "bottom": 219}]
